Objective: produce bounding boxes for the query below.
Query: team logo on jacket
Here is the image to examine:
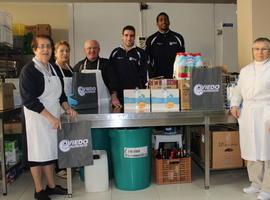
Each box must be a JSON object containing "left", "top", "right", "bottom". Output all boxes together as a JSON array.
[
  {"left": 59, "top": 139, "right": 89, "bottom": 152},
  {"left": 193, "top": 84, "right": 220, "bottom": 96},
  {"left": 169, "top": 42, "right": 177, "bottom": 45},
  {"left": 77, "top": 86, "right": 96, "bottom": 96},
  {"left": 129, "top": 57, "right": 137, "bottom": 61},
  {"left": 116, "top": 57, "right": 124, "bottom": 60}
]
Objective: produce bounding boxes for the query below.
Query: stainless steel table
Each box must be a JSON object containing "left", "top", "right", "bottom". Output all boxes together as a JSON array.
[{"left": 61, "top": 110, "right": 237, "bottom": 197}]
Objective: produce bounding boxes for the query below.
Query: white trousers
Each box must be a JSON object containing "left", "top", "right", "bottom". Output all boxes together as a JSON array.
[{"left": 247, "top": 160, "right": 270, "bottom": 193}]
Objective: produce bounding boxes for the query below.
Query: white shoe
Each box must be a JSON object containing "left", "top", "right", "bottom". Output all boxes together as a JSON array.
[
  {"left": 243, "top": 186, "right": 260, "bottom": 194},
  {"left": 257, "top": 191, "right": 270, "bottom": 200}
]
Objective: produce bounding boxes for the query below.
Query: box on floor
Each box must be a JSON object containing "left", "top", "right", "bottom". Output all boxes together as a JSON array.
[{"left": 191, "top": 126, "right": 243, "bottom": 169}]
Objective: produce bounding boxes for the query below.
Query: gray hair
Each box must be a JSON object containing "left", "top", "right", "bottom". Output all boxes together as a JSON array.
[{"left": 253, "top": 37, "right": 270, "bottom": 48}]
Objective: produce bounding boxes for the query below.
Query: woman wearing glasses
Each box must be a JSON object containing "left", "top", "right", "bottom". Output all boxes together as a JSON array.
[
  {"left": 19, "top": 35, "right": 76, "bottom": 200},
  {"left": 231, "top": 37, "right": 270, "bottom": 200}
]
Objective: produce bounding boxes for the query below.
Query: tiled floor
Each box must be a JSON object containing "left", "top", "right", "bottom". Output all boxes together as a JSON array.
[{"left": 1, "top": 165, "right": 258, "bottom": 200}]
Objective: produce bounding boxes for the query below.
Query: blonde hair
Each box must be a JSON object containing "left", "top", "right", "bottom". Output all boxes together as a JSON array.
[{"left": 54, "top": 40, "right": 70, "bottom": 53}]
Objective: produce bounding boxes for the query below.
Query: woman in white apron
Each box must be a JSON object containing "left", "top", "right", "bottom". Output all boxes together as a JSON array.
[
  {"left": 54, "top": 40, "right": 73, "bottom": 97},
  {"left": 53, "top": 41, "right": 73, "bottom": 179},
  {"left": 231, "top": 37, "right": 270, "bottom": 200},
  {"left": 19, "top": 36, "right": 76, "bottom": 200}
]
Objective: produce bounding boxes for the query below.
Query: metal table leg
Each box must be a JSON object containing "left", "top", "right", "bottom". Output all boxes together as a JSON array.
[
  {"left": 186, "top": 126, "right": 191, "bottom": 155},
  {"left": 66, "top": 168, "right": 72, "bottom": 198},
  {"left": 204, "top": 116, "right": 210, "bottom": 189},
  {"left": 0, "top": 118, "right": 7, "bottom": 195}
]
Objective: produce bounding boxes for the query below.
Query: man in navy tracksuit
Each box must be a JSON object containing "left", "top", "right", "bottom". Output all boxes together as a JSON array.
[
  {"left": 109, "top": 25, "right": 148, "bottom": 105},
  {"left": 146, "top": 12, "right": 185, "bottom": 78}
]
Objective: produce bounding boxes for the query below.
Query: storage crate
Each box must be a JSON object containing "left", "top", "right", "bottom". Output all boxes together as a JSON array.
[{"left": 155, "top": 157, "right": 191, "bottom": 184}]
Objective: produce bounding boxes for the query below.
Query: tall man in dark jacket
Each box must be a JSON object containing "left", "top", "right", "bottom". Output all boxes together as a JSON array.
[
  {"left": 109, "top": 25, "right": 149, "bottom": 104},
  {"left": 146, "top": 12, "right": 185, "bottom": 78}
]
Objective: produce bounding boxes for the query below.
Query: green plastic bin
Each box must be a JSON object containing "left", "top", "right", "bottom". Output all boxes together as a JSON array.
[
  {"left": 79, "top": 128, "right": 113, "bottom": 181},
  {"left": 109, "top": 128, "right": 152, "bottom": 191}
]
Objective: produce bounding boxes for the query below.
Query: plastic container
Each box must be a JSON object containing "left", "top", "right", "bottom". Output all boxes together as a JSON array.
[
  {"left": 79, "top": 128, "right": 113, "bottom": 181},
  {"left": 109, "top": 128, "right": 152, "bottom": 191},
  {"left": 84, "top": 150, "right": 109, "bottom": 192}
]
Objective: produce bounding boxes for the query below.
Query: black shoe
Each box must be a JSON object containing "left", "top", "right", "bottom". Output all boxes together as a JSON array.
[
  {"left": 34, "top": 190, "right": 51, "bottom": 200},
  {"left": 45, "top": 185, "right": 67, "bottom": 196}
]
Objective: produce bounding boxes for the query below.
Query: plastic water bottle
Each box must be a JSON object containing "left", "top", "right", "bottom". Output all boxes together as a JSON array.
[
  {"left": 194, "top": 53, "right": 203, "bottom": 68},
  {"left": 185, "top": 53, "right": 194, "bottom": 80}
]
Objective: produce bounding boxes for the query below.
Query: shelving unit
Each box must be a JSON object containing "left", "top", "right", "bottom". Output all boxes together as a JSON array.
[{"left": 0, "top": 107, "right": 23, "bottom": 195}]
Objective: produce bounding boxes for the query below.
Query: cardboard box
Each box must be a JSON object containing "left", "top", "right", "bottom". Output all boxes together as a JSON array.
[
  {"left": 191, "top": 126, "right": 242, "bottom": 169},
  {"left": 25, "top": 25, "right": 37, "bottom": 36},
  {"left": 124, "top": 89, "right": 150, "bottom": 113},
  {"left": 0, "top": 83, "right": 15, "bottom": 110},
  {"left": 149, "top": 79, "right": 178, "bottom": 89},
  {"left": 212, "top": 130, "right": 242, "bottom": 169},
  {"left": 0, "top": 11, "right": 12, "bottom": 29},
  {"left": 178, "top": 80, "right": 190, "bottom": 110},
  {"left": 36, "top": 24, "right": 51, "bottom": 36},
  {"left": 0, "top": 25, "right": 13, "bottom": 46},
  {"left": 4, "top": 121, "right": 22, "bottom": 134},
  {"left": 151, "top": 89, "right": 179, "bottom": 112}
]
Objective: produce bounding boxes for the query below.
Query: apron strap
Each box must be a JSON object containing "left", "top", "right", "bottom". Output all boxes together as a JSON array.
[
  {"left": 56, "top": 61, "right": 73, "bottom": 77},
  {"left": 82, "top": 58, "right": 100, "bottom": 71}
]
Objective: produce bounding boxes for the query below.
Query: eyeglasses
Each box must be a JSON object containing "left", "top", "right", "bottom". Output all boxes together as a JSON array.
[
  {"left": 37, "top": 44, "right": 52, "bottom": 49},
  {"left": 252, "top": 48, "right": 270, "bottom": 52}
]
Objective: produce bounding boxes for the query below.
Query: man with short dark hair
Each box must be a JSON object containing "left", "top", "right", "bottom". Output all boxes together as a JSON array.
[
  {"left": 109, "top": 25, "right": 149, "bottom": 104},
  {"left": 146, "top": 12, "right": 185, "bottom": 78}
]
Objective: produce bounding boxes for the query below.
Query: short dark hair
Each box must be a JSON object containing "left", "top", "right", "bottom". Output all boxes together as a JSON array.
[
  {"left": 122, "top": 25, "right": 135, "bottom": 35},
  {"left": 31, "top": 35, "right": 54, "bottom": 50},
  {"left": 156, "top": 12, "right": 169, "bottom": 23}
]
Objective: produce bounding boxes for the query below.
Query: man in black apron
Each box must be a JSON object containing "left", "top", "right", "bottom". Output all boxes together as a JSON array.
[{"left": 73, "top": 40, "right": 121, "bottom": 107}]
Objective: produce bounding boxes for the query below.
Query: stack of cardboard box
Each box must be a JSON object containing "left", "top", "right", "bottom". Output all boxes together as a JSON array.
[
  {"left": 124, "top": 79, "right": 191, "bottom": 113},
  {"left": 25, "top": 24, "right": 51, "bottom": 37}
]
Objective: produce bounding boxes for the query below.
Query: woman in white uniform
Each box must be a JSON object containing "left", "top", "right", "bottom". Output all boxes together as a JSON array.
[
  {"left": 19, "top": 35, "right": 76, "bottom": 200},
  {"left": 231, "top": 37, "right": 270, "bottom": 200}
]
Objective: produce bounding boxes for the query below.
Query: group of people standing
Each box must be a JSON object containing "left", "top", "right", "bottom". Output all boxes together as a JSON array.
[
  {"left": 18, "top": 9, "right": 270, "bottom": 200},
  {"left": 19, "top": 12, "right": 185, "bottom": 200},
  {"left": 73, "top": 12, "right": 186, "bottom": 106}
]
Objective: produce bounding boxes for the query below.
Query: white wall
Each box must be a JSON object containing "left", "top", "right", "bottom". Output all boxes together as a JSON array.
[
  {"left": 214, "top": 4, "right": 237, "bottom": 72},
  {"left": 143, "top": 3, "right": 215, "bottom": 66},
  {"left": 71, "top": 3, "right": 140, "bottom": 65},
  {"left": 0, "top": 3, "right": 69, "bottom": 42},
  {"left": 70, "top": 3, "right": 237, "bottom": 71}
]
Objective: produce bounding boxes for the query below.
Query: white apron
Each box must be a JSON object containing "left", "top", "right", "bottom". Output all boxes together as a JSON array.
[
  {"left": 24, "top": 59, "right": 62, "bottom": 162},
  {"left": 236, "top": 60, "right": 270, "bottom": 161},
  {"left": 55, "top": 61, "right": 73, "bottom": 97},
  {"left": 80, "top": 59, "right": 111, "bottom": 106}
]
